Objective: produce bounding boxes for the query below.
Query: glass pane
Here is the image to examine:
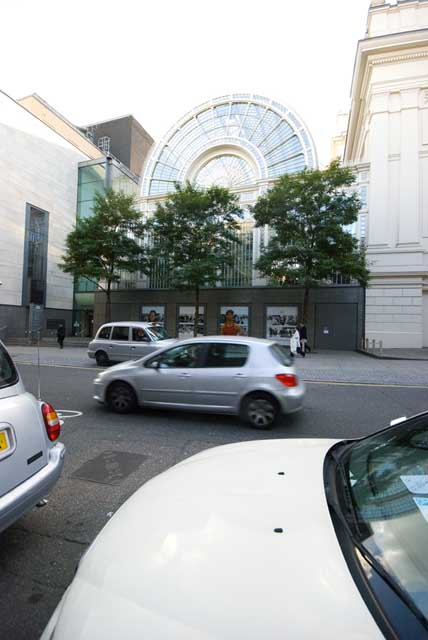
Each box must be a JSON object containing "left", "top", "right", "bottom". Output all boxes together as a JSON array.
[
  {"left": 97, "top": 326, "right": 111, "bottom": 340},
  {"left": 111, "top": 326, "right": 129, "bottom": 341},
  {"left": 157, "top": 344, "right": 204, "bottom": 368},
  {"left": 78, "top": 164, "right": 106, "bottom": 184},
  {"left": 0, "top": 345, "right": 18, "bottom": 388},
  {"left": 132, "top": 328, "right": 150, "bottom": 342},
  {"left": 205, "top": 343, "right": 249, "bottom": 367}
]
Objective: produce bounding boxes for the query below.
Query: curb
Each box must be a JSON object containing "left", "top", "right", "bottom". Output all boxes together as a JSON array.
[{"left": 357, "top": 349, "right": 428, "bottom": 362}]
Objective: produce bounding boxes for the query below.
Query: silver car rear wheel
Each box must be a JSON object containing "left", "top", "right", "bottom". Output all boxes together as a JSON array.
[{"left": 242, "top": 393, "right": 278, "bottom": 429}]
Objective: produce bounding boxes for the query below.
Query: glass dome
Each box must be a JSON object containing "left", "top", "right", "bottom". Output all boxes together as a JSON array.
[
  {"left": 195, "top": 154, "right": 255, "bottom": 189},
  {"left": 141, "top": 94, "right": 317, "bottom": 197}
]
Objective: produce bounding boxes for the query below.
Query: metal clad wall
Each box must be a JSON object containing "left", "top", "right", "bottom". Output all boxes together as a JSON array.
[
  {"left": 314, "top": 303, "right": 359, "bottom": 350},
  {"left": 94, "top": 286, "right": 365, "bottom": 350}
]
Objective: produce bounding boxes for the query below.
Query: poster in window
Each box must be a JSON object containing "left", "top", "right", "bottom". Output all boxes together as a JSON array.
[
  {"left": 265, "top": 306, "right": 298, "bottom": 343},
  {"left": 141, "top": 305, "right": 165, "bottom": 325},
  {"left": 219, "top": 306, "right": 249, "bottom": 336},
  {"left": 178, "top": 306, "right": 205, "bottom": 338}
]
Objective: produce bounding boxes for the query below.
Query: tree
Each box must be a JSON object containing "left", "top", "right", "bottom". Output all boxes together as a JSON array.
[
  {"left": 253, "top": 160, "right": 369, "bottom": 323},
  {"left": 147, "top": 182, "right": 243, "bottom": 336},
  {"left": 61, "top": 189, "right": 147, "bottom": 322}
]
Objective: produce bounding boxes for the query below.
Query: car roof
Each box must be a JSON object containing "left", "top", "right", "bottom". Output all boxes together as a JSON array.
[
  {"left": 98, "top": 321, "right": 158, "bottom": 328},
  {"left": 177, "top": 336, "right": 276, "bottom": 346}
]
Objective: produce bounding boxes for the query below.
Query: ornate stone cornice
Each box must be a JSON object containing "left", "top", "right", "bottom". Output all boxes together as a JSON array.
[{"left": 369, "top": 50, "right": 428, "bottom": 65}]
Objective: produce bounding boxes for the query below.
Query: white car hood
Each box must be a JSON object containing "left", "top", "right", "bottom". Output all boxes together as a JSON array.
[{"left": 50, "top": 439, "right": 382, "bottom": 640}]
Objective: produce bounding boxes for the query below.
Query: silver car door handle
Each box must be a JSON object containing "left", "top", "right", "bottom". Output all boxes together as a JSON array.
[
  {"left": 235, "top": 373, "right": 247, "bottom": 377},
  {"left": 179, "top": 372, "right": 191, "bottom": 377},
  {"left": 131, "top": 346, "right": 136, "bottom": 350}
]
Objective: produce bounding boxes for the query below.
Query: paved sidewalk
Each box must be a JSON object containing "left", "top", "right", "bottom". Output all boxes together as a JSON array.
[{"left": 7, "top": 345, "right": 428, "bottom": 386}]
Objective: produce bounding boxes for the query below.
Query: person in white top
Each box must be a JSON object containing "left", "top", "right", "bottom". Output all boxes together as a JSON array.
[{"left": 289, "top": 328, "right": 300, "bottom": 357}]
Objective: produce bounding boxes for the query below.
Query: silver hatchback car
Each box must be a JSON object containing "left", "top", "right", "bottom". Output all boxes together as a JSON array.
[
  {"left": 93, "top": 336, "right": 305, "bottom": 428},
  {"left": 0, "top": 341, "right": 65, "bottom": 533}
]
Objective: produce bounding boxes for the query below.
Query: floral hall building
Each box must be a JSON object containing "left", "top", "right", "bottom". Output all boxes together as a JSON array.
[{"left": 94, "top": 94, "right": 366, "bottom": 349}]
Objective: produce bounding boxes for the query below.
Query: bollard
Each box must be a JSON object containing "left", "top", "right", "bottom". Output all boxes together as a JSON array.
[
  {"left": 371, "top": 339, "right": 376, "bottom": 351},
  {"left": 379, "top": 340, "right": 383, "bottom": 356},
  {"left": 365, "top": 338, "right": 369, "bottom": 351}
]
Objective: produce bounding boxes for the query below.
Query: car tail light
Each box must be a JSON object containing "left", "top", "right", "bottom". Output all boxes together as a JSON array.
[
  {"left": 276, "top": 374, "right": 298, "bottom": 387},
  {"left": 41, "top": 403, "right": 61, "bottom": 441}
]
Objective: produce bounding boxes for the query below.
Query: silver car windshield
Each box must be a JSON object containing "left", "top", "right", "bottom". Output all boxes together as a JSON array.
[
  {"left": 345, "top": 414, "right": 428, "bottom": 621},
  {"left": 0, "top": 345, "right": 18, "bottom": 389},
  {"left": 145, "top": 325, "right": 170, "bottom": 341}
]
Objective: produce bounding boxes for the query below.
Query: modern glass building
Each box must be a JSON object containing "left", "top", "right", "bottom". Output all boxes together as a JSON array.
[
  {"left": 136, "top": 93, "right": 317, "bottom": 290},
  {"left": 73, "top": 157, "right": 139, "bottom": 336}
]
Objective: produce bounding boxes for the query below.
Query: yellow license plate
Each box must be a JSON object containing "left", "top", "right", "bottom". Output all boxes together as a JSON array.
[{"left": 0, "top": 431, "right": 9, "bottom": 452}]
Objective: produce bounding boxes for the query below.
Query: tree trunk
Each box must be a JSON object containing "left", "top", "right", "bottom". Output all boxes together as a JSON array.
[
  {"left": 302, "top": 286, "right": 309, "bottom": 325},
  {"left": 105, "top": 281, "right": 112, "bottom": 323},
  {"left": 194, "top": 286, "right": 200, "bottom": 337}
]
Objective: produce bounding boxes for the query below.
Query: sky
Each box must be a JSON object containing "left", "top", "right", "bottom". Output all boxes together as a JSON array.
[{"left": 1, "top": 0, "right": 370, "bottom": 167}]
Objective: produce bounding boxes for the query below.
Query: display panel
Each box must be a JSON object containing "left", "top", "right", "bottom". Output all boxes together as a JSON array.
[
  {"left": 141, "top": 306, "right": 165, "bottom": 325},
  {"left": 266, "top": 306, "right": 298, "bottom": 343},
  {"left": 178, "top": 306, "right": 205, "bottom": 338},
  {"left": 219, "top": 306, "right": 249, "bottom": 336}
]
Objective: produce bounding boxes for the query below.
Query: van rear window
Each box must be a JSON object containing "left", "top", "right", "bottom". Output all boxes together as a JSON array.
[{"left": 0, "top": 345, "right": 19, "bottom": 389}]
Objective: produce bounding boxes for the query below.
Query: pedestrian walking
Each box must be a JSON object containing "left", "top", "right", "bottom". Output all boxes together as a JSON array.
[
  {"left": 298, "top": 323, "right": 308, "bottom": 357},
  {"left": 57, "top": 324, "right": 65, "bottom": 349},
  {"left": 289, "top": 327, "right": 300, "bottom": 358}
]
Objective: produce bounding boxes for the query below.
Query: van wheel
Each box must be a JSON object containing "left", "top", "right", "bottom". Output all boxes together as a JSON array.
[
  {"left": 107, "top": 382, "right": 137, "bottom": 414},
  {"left": 241, "top": 393, "right": 279, "bottom": 429},
  {"left": 95, "top": 351, "right": 109, "bottom": 366}
]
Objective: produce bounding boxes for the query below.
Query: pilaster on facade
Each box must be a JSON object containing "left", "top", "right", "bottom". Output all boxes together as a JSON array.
[{"left": 345, "top": 0, "right": 428, "bottom": 347}]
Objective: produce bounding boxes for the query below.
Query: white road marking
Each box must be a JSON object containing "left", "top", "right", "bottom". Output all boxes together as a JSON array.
[{"left": 56, "top": 410, "right": 83, "bottom": 420}]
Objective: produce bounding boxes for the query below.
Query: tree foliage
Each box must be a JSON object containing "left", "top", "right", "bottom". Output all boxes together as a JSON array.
[
  {"left": 60, "top": 189, "right": 147, "bottom": 321},
  {"left": 147, "top": 182, "right": 243, "bottom": 335},
  {"left": 253, "top": 160, "right": 369, "bottom": 321}
]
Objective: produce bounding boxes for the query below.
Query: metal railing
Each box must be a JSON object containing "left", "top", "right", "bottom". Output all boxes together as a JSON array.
[{"left": 361, "top": 337, "right": 383, "bottom": 356}]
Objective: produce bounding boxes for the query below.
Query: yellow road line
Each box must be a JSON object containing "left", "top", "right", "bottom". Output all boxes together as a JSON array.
[{"left": 304, "top": 380, "right": 428, "bottom": 390}]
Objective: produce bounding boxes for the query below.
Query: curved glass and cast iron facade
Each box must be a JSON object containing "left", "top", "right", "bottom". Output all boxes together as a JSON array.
[{"left": 138, "top": 94, "right": 317, "bottom": 288}]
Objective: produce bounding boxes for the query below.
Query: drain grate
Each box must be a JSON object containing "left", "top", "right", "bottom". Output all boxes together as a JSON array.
[{"left": 71, "top": 451, "right": 148, "bottom": 486}]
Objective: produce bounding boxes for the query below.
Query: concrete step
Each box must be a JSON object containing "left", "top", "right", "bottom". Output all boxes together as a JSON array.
[{"left": 4, "top": 337, "right": 90, "bottom": 348}]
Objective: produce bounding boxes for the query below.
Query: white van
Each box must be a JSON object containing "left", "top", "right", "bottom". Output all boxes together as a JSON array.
[{"left": 88, "top": 321, "right": 176, "bottom": 366}]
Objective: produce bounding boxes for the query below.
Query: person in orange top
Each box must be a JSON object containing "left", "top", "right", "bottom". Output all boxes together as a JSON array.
[{"left": 221, "top": 309, "right": 241, "bottom": 336}]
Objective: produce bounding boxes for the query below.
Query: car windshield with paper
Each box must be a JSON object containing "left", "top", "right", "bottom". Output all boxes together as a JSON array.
[{"left": 343, "top": 414, "right": 428, "bottom": 621}]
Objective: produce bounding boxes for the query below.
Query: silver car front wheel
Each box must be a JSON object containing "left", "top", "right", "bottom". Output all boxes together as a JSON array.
[{"left": 107, "top": 382, "right": 137, "bottom": 414}]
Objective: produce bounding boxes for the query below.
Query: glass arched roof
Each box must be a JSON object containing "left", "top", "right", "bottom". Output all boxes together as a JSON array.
[
  {"left": 195, "top": 154, "right": 255, "bottom": 189},
  {"left": 141, "top": 94, "right": 317, "bottom": 197}
]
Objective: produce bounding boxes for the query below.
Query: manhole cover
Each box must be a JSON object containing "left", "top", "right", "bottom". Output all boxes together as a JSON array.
[{"left": 71, "top": 451, "right": 148, "bottom": 486}]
